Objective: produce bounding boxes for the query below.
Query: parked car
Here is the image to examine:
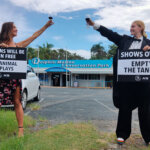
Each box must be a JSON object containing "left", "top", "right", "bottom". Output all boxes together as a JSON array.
[{"left": 1, "top": 65, "right": 41, "bottom": 110}]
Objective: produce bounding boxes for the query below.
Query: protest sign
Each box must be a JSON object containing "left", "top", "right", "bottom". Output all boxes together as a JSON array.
[
  {"left": 117, "top": 49, "right": 150, "bottom": 82},
  {"left": 0, "top": 47, "right": 27, "bottom": 79}
]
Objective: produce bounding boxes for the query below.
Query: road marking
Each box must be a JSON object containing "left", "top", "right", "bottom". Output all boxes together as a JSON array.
[
  {"left": 41, "top": 97, "right": 77, "bottom": 108},
  {"left": 39, "top": 98, "right": 44, "bottom": 103},
  {"left": 25, "top": 98, "right": 45, "bottom": 116},
  {"left": 93, "top": 98, "right": 118, "bottom": 113},
  {"left": 93, "top": 98, "right": 139, "bottom": 125},
  {"left": 40, "top": 93, "right": 97, "bottom": 108},
  {"left": 40, "top": 94, "right": 93, "bottom": 108},
  {"left": 25, "top": 95, "right": 139, "bottom": 126},
  {"left": 24, "top": 110, "right": 31, "bottom": 116}
]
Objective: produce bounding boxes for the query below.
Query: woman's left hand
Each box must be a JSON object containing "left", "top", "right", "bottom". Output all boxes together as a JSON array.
[
  {"left": 45, "top": 20, "right": 54, "bottom": 28},
  {"left": 143, "top": 45, "right": 150, "bottom": 51}
]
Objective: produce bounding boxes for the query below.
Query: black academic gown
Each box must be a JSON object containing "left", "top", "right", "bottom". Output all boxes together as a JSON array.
[
  {"left": 96, "top": 25, "right": 150, "bottom": 109},
  {"left": 96, "top": 25, "right": 150, "bottom": 142}
]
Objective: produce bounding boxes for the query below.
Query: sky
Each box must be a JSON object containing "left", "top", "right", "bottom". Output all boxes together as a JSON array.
[{"left": 1, "top": 0, "right": 150, "bottom": 59}]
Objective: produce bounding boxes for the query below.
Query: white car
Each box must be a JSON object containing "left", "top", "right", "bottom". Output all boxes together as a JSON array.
[
  {"left": 1, "top": 65, "right": 41, "bottom": 110},
  {"left": 21, "top": 65, "right": 41, "bottom": 109}
]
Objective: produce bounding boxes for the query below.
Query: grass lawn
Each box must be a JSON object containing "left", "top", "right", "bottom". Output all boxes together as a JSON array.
[
  {"left": 0, "top": 110, "right": 36, "bottom": 142},
  {"left": 0, "top": 110, "right": 150, "bottom": 150}
]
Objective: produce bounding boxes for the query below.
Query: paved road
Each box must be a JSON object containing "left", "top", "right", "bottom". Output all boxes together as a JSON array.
[{"left": 25, "top": 87, "right": 140, "bottom": 133}]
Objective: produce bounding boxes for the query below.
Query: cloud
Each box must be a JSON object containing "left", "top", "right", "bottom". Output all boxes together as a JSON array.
[
  {"left": 94, "top": 3, "right": 150, "bottom": 31},
  {"left": 86, "top": 34, "right": 101, "bottom": 42},
  {"left": 59, "top": 16, "right": 73, "bottom": 20},
  {"left": 86, "top": 33, "right": 109, "bottom": 43},
  {"left": 53, "top": 47, "right": 91, "bottom": 59},
  {"left": 68, "top": 49, "right": 91, "bottom": 59},
  {"left": 53, "top": 36, "right": 64, "bottom": 40},
  {"left": 0, "top": 3, "right": 34, "bottom": 42},
  {"left": 8, "top": 0, "right": 105, "bottom": 14},
  {"left": 8, "top": 0, "right": 150, "bottom": 32}
]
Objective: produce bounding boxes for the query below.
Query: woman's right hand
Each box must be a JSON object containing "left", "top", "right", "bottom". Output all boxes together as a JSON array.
[
  {"left": 86, "top": 18, "right": 95, "bottom": 26},
  {"left": 0, "top": 43, "right": 8, "bottom": 47}
]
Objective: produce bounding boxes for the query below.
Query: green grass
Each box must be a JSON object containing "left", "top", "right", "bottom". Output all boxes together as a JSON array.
[
  {"left": 0, "top": 110, "right": 36, "bottom": 142},
  {"left": 28, "top": 103, "right": 41, "bottom": 111},
  {"left": 0, "top": 122, "right": 111, "bottom": 150},
  {"left": 0, "top": 110, "right": 111, "bottom": 150},
  {"left": 0, "top": 110, "right": 150, "bottom": 150}
]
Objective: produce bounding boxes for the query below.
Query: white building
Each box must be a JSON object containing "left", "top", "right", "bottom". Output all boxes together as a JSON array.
[{"left": 28, "top": 58, "right": 113, "bottom": 88}]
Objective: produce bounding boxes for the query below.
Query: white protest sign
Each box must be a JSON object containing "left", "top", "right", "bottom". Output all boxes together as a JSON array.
[
  {"left": 117, "top": 50, "right": 150, "bottom": 82},
  {"left": 0, "top": 47, "right": 27, "bottom": 79}
]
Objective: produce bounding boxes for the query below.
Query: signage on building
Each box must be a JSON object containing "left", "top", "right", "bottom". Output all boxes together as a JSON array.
[{"left": 29, "top": 58, "right": 113, "bottom": 69}]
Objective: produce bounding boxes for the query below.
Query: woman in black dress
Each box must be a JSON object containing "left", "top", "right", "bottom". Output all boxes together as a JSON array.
[
  {"left": 0, "top": 19, "right": 54, "bottom": 137},
  {"left": 86, "top": 18, "right": 150, "bottom": 146}
]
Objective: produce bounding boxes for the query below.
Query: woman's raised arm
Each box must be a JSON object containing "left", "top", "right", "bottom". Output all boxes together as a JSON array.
[
  {"left": 86, "top": 18, "right": 123, "bottom": 46},
  {"left": 17, "top": 20, "right": 54, "bottom": 48}
]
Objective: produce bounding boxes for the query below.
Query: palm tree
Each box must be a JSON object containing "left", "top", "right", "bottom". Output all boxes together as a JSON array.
[
  {"left": 90, "top": 43, "right": 107, "bottom": 59},
  {"left": 107, "top": 44, "right": 117, "bottom": 59},
  {"left": 38, "top": 43, "right": 54, "bottom": 60},
  {"left": 27, "top": 47, "right": 37, "bottom": 59}
]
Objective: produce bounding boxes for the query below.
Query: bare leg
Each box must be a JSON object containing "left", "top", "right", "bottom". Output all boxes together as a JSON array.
[{"left": 14, "top": 86, "right": 24, "bottom": 137}]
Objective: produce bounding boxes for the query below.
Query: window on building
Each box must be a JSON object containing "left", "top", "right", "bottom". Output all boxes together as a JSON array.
[
  {"left": 89, "top": 74, "right": 100, "bottom": 80},
  {"left": 39, "top": 73, "right": 49, "bottom": 81},
  {"left": 76, "top": 74, "right": 88, "bottom": 80}
]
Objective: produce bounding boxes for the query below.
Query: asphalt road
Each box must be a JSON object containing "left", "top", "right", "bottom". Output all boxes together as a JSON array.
[{"left": 25, "top": 87, "right": 140, "bottom": 133}]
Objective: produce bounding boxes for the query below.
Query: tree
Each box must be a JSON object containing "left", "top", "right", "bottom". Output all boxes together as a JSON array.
[
  {"left": 69, "top": 53, "right": 85, "bottom": 60},
  {"left": 27, "top": 43, "right": 86, "bottom": 60},
  {"left": 90, "top": 43, "right": 107, "bottom": 59},
  {"left": 57, "top": 49, "right": 66, "bottom": 59},
  {"left": 38, "top": 43, "right": 54, "bottom": 60},
  {"left": 50, "top": 50, "right": 58, "bottom": 60},
  {"left": 27, "top": 47, "right": 37, "bottom": 60},
  {"left": 107, "top": 44, "right": 118, "bottom": 59},
  {"left": 57, "top": 49, "right": 85, "bottom": 60}
]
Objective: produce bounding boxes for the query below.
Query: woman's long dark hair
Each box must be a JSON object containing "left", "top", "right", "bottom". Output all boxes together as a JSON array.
[{"left": 0, "top": 22, "right": 14, "bottom": 43}]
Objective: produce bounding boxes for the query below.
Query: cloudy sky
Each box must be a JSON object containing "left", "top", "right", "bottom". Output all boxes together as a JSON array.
[{"left": 1, "top": 0, "right": 150, "bottom": 59}]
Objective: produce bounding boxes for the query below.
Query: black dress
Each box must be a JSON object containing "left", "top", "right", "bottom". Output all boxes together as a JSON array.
[{"left": 0, "top": 79, "right": 22, "bottom": 105}]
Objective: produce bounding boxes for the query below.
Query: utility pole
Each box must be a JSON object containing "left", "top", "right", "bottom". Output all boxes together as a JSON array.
[{"left": 66, "top": 49, "right": 68, "bottom": 87}]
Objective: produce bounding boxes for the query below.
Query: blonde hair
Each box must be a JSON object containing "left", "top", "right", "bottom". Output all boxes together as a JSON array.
[{"left": 133, "top": 20, "right": 147, "bottom": 38}]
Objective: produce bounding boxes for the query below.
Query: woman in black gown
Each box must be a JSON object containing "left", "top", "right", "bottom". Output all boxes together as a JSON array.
[{"left": 86, "top": 18, "right": 150, "bottom": 146}]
